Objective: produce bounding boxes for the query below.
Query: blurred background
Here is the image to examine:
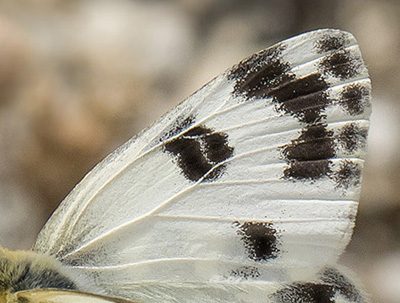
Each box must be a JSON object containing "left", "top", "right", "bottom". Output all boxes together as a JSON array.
[{"left": 0, "top": 0, "right": 398, "bottom": 302}]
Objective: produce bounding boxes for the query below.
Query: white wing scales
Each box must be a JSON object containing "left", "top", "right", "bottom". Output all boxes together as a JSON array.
[{"left": 33, "top": 29, "right": 371, "bottom": 302}]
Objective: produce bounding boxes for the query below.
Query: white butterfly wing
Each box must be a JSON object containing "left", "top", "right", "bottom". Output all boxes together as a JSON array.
[{"left": 33, "top": 29, "right": 371, "bottom": 302}]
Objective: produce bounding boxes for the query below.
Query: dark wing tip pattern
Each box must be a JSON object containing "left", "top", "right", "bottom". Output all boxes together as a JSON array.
[
  {"left": 227, "top": 29, "right": 370, "bottom": 186},
  {"left": 161, "top": 29, "right": 370, "bottom": 187}
]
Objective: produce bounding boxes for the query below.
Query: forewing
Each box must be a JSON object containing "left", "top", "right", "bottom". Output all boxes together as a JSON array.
[{"left": 33, "top": 29, "right": 371, "bottom": 302}]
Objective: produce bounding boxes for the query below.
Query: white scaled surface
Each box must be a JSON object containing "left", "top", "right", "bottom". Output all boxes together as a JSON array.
[{"left": 33, "top": 29, "right": 371, "bottom": 303}]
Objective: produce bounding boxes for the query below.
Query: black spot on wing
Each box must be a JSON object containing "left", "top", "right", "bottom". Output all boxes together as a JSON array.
[
  {"left": 319, "top": 267, "right": 365, "bottom": 303},
  {"left": 229, "top": 47, "right": 332, "bottom": 125},
  {"left": 233, "top": 221, "right": 279, "bottom": 261},
  {"left": 282, "top": 125, "right": 335, "bottom": 161},
  {"left": 316, "top": 32, "right": 348, "bottom": 52},
  {"left": 283, "top": 159, "right": 332, "bottom": 181},
  {"left": 281, "top": 124, "right": 335, "bottom": 181},
  {"left": 165, "top": 136, "right": 212, "bottom": 182},
  {"left": 227, "top": 34, "right": 367, "bottom": 185},
  {"left": 204, "top": 132, "right": 233, "bottom": 163},
  {"left": 334, "top": 160, "right": 362, "bottom": 190},
  {"left": 340, "top": 83, "right": 370, "bottom": 115},
  {"left": 228, "top": 45, "right": 294, "bottom": 100},
  {"left": 272, "top": 74, "right": 329, "bottom": 124},
  {"left": 164, "top": 117, "right": 234, "bottom": 182},
  {"left": 320, "top": 49, "right": 363, "bottom": 80},
  {"left": 230, "top": 266, "right": 260, "bottom": 279},
  {"left": 280, "top": 121, "right": 367, "bottom": 185},
  {"left": 337, "top": 123, "right": 368, "bottom": 153},
  {"left": 270, "top": 282, "right": 336, "bottom": 303}
]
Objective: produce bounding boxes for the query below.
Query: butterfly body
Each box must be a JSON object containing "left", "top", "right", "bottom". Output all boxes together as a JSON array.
[
  {"left": 0, "top": 248, "right": 75, "bottom": 302},
  {"left": 1, "top": 29, "right": 371, "bottom": 302}
]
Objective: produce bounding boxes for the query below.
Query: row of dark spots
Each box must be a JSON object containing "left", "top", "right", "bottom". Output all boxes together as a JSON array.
[
  {"left": 229, "top": 48, "right": 336, "bottom": 125},
  {"left": 233, "top": 221, "right": 280, "bottom": 262},
  {"left": 284, "top": 158, "right": 361, "bottom": 189},
  {"left": 228, "top": 33, "right": 365, "bottom": 123},
  {"left": 162, "top": 32, "right": 368, "bottom": 183},
  {"left": 228, "top": 35, "right": 334, "bottom": 183},
  {"left": 270, "top": 267, "right": 365, "bottom": 303},
  {"left": 229, "top": 51, "right": 368, "bottom": 125},
  {"left": 229, "top": 33, "right": 367, "bottom": 119},
  {"left": 316, "top": 31, "right": 363, "bottom": 80},
  {"left": 282, "top": 123, "right": 364, "bottom": 185},
  {"left": 249, "top": 39, "right": 342, "bottom": 183},
  {"left": 163, "top": 115, "right": 234, "bottom": 182}
]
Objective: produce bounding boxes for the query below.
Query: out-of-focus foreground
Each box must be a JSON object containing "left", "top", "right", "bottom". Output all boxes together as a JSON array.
[{"left": 0, "top": 1, "right": 398, "bottom": 302}]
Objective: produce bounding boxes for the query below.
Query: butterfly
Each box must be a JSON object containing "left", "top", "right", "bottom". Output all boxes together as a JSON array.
[{"left": 0, "top": 29, "right": 371, "bottom": 303}]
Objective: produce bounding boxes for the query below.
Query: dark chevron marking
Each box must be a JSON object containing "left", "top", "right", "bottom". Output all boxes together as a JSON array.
[
  {"left": 233, "top": 221, "right": 280, "bottom": 261},
  {"left": 163, "top": 116, "right": 234, "bottom": 182}
]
